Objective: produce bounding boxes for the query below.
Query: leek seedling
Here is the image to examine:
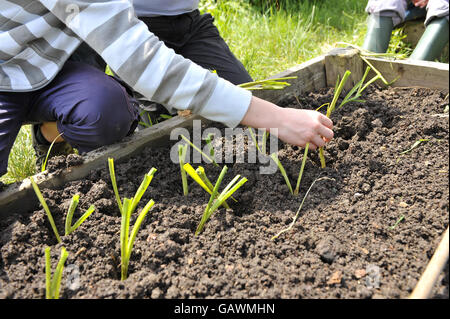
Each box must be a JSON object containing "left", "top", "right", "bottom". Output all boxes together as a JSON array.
[
  {"left": 205, "top": 133, "right": 216, "bottom": 163},
  {"left": 195, "top": 165, "right": 247, "bottom": 235},
  {"left": 41, "top": 132, "right": 64, "bottom": 172},
  {"left": 64, "top": 195, "right": 95, "bottom": 236},
  {"left": 120, "top": 197, "right": 155, "bottom": 280},
  {"left": 238, "top": 77, "right": 297, "bottom": 90},
  {"left": 108, "top": 157, "right": 156, "bottom": 216},
  {"left": 270, "top": 153, "right": 293, "bottom": 195},
  {"left": 272, "top": 176, "right": 333, "bottom": 240},
  {"left": 30, "top": 177, "right": 96, "bottom": 242},
  {"left": 108, "top": 158, "right": 123, "bottom": 213},
  {"left": 248, "top": 128, "right": 269, "bottom": 155},
  {"left": 178, "top": 144, "right": 189, "bottom": 196},
  {"left": 318, "top": 62, "right": 394, "bottom": 168},
  {"left": 45, "top": 246, "right": 69, "bottom": 299},
  {"left": 30, "top": 176, "right": 61, "bottom": 243},
  {"left": 400, "top": 139, "right": 430, "bottom": 155},
  {"left": 183, "top": 163, "right": 231, "bottom": 209},
  {"left": 180, "top": 135, "right": 218, "bottom": 167},
  {"left": 389, "top": 215, "right": 405, "bottom": 230}
]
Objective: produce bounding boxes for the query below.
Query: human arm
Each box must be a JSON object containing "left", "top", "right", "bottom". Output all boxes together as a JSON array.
[{"left": 240, "top": 96, "right": 334, "bottom": 150}]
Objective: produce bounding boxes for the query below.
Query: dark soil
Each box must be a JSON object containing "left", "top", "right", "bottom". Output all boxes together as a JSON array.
[{"left": 0, "top": 86, "right": 448, "bottom": 299}]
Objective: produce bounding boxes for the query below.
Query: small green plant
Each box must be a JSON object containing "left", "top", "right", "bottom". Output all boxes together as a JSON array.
[
  {"left": 178, "top": 144, "right": 189, "bottom": 196},
  {"left": 45, "top": 246, "right": 69, "bottom": 299},
  {"left": 195, "top": 165, "right": 247, "bottom": 235},
  {"left": 41, "top": 132, "right": 64, "bottom": 172},
  {"left": 238, "top": 77, "right": 297, "bottom": 90},
  {"left": 120, "top": 197, "right": 155, "bottom": 280},
  {"left": 389, "top": 215, "right": 405, "bottom": 230},
  {"left": 108, "top": 157, "right": 123, "bottom": 213},
  {"left": 248, "top": 128, "right": 269, "bottom": 155},
  {"left": 64, "top": 195, "right": 95, "bottom": 236},
  {"left": 107, "top": 158, "right": 157, "bottom": 280},
  {"left": 30, "top": 177, "right": 95, "bottom": 243},
  {"left": 271, "top": 175, "right": 333, "bottom": 240},
  {"left": 205, "top": 133, "right": 216, "bottom": 164},
  {"left": 180, "top": 135, "right": 218, "bottom": 167},
  {"left": 400, "top": 139, "right": 430, "bottom": 155},
  {"left": 183, "top": 163, "right": 234, "bottom": 209}
]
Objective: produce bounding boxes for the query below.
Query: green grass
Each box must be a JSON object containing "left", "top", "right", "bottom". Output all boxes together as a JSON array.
[{"left": 200, "top": 0, "right": 367, "bottom": 80}]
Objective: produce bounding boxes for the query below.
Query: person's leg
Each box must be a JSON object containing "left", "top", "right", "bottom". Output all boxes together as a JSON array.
[
  {"left": 410, "top": 0, "right": 449, "bottom": 61},
  {"left": 26, "top": 61, "right": 139, "bottom": 154},
  {"left": 0, "top": 92, "right": 31, "bottom": 177},
  {"left": 363, "top": 0, "right": 408, "bottom": 53},
  {"left": 180, "top": 11, "right": 253, "bottom": 85}
]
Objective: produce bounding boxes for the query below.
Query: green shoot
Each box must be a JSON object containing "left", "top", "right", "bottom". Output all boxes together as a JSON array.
[
  {"left": 270, "top": 153, "right": 293, "bottom": 195},
  {"left": 248, "top": 128, "right": 270, "bottom": 155},
  {"left": 30, "top": 176, "right": 95, "bottom": 241},
  {"left": 64, "top": 194, "right": 95, "bottom": 236},
  {"left": 389, "top": 215, "right": 405, "bottom": 230},
  {"left": 205, "top": 133, "right": 217, "bottom": 165},
  {"left": 248, "top": 127, "right": 262, "bottom": 154},
  {"left": 195, "top": 165, "right": 247, "bottom": 235},
  {"left": 120, "top": 197, "right": 155, "bottom": 280},
  {"left": 45, "top": 246, "right": 69, "bottom": 299},
  {"left": 272, "top": 176, "right": 332, "bottom": 240},
  {"left": 41, "top": 132, "right": 64, "bottom": 172},
  {"left": 129, "top": 167, "right": 157, "bottom": 215},
  {"left": 238, "top": 77, "right": 297, "bottom": 90},
  {"left": 108, "top": 158, "right": 123, "bottom": 213},
  {"left": 30, "top": 176, "right": 61, "bottom": 243},
  {"left": 160, "top": 114, "right": 173, "bottom": 120},
  {"left": 183, "top": 163, "right": 231, "bottom": 209},
  {"left": 400, "top": 139, "right": 430, "bottom": 155},
  {"left": 294, "top": 143, "right": 310, "bottom": 196},
  {"left": 180, "top": 135, "right": 219, "bottom": 167},
  {"left": 196, "top": 166, "right": 237, "bottom": 205},
  {"left": 178, "top": 144, "right": 189, "bottom": 196}
]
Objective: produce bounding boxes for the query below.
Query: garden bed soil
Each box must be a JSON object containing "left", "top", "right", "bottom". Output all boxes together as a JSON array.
[{"left": 0, "top": 85, "right": 448, "bottom": 299}]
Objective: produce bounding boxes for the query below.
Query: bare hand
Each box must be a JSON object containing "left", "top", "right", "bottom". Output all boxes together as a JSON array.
[
  {"left": 273, "top": 108, "right": 334, "bottom": 150},
  {"left": 411, "top": 0, "right": 428, "bottom": 8},
  {"left": 241, "top": 97, "right": 334, "bottom": 151}
]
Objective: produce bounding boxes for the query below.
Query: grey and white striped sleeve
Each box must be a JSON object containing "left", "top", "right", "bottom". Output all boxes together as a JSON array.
[{"left": 38, "top": 0, "right": 252, "bottom": 128}]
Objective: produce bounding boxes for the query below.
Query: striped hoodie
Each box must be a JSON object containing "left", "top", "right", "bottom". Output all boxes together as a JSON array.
[{"left": 0, "top": 0, "right": 252, "bottom": 128}]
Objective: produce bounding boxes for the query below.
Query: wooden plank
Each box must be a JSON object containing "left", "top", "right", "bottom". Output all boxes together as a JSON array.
[
  {"left": 325, "top": 47, "right": 364, "bottom": 90},
  {"left": 253, "top": 55, "right": 326, "bottom": 104},
  {"left": 364, "top": 56, "right": 449, "bottom": 93},
  {"left": 409, "top": 227, "right": 449, "bottom": 299},
  {"left": 0, "top": 114, "right": 200, "bottom": 216}
]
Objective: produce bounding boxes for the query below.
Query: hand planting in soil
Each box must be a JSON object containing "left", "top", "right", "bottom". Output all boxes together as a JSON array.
[
  {"left": 45, "top": 246, "right": 68, "bottom": 299},
  {"left": 271, "top": 63, "right": 393, "bottom": 197},
  {"left": 29, "top": 176, "right": 95, "bottom": 243}
]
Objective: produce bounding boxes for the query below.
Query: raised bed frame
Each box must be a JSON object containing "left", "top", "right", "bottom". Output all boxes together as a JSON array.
[{"left": 0, "top": 48, "right": 448, "bottom": 298}]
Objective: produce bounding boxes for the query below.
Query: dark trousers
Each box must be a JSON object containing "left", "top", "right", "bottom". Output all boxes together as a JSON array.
[
  {"left": 0, "top": 61, "right": 138, "bottom": 177},
  {"left": 141, "top": 10, "right": 253, "bottom": 85}
]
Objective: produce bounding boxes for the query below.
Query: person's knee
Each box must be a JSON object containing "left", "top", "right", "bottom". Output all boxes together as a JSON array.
[{"left": 60, "top": 78, "right": 137, "bottom": 151}]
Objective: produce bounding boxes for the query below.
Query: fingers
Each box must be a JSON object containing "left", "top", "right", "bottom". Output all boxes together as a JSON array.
[
  {"left": 318, "top": 125, "right": 334, "bottom": 142},
  {"left": 319, "top": 114, "right": 333, "bottom": 129}
]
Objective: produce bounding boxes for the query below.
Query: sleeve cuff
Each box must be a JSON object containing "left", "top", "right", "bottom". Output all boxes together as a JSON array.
[{"left": 198, "top": 79, "right": 252, "bottom": 128}]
